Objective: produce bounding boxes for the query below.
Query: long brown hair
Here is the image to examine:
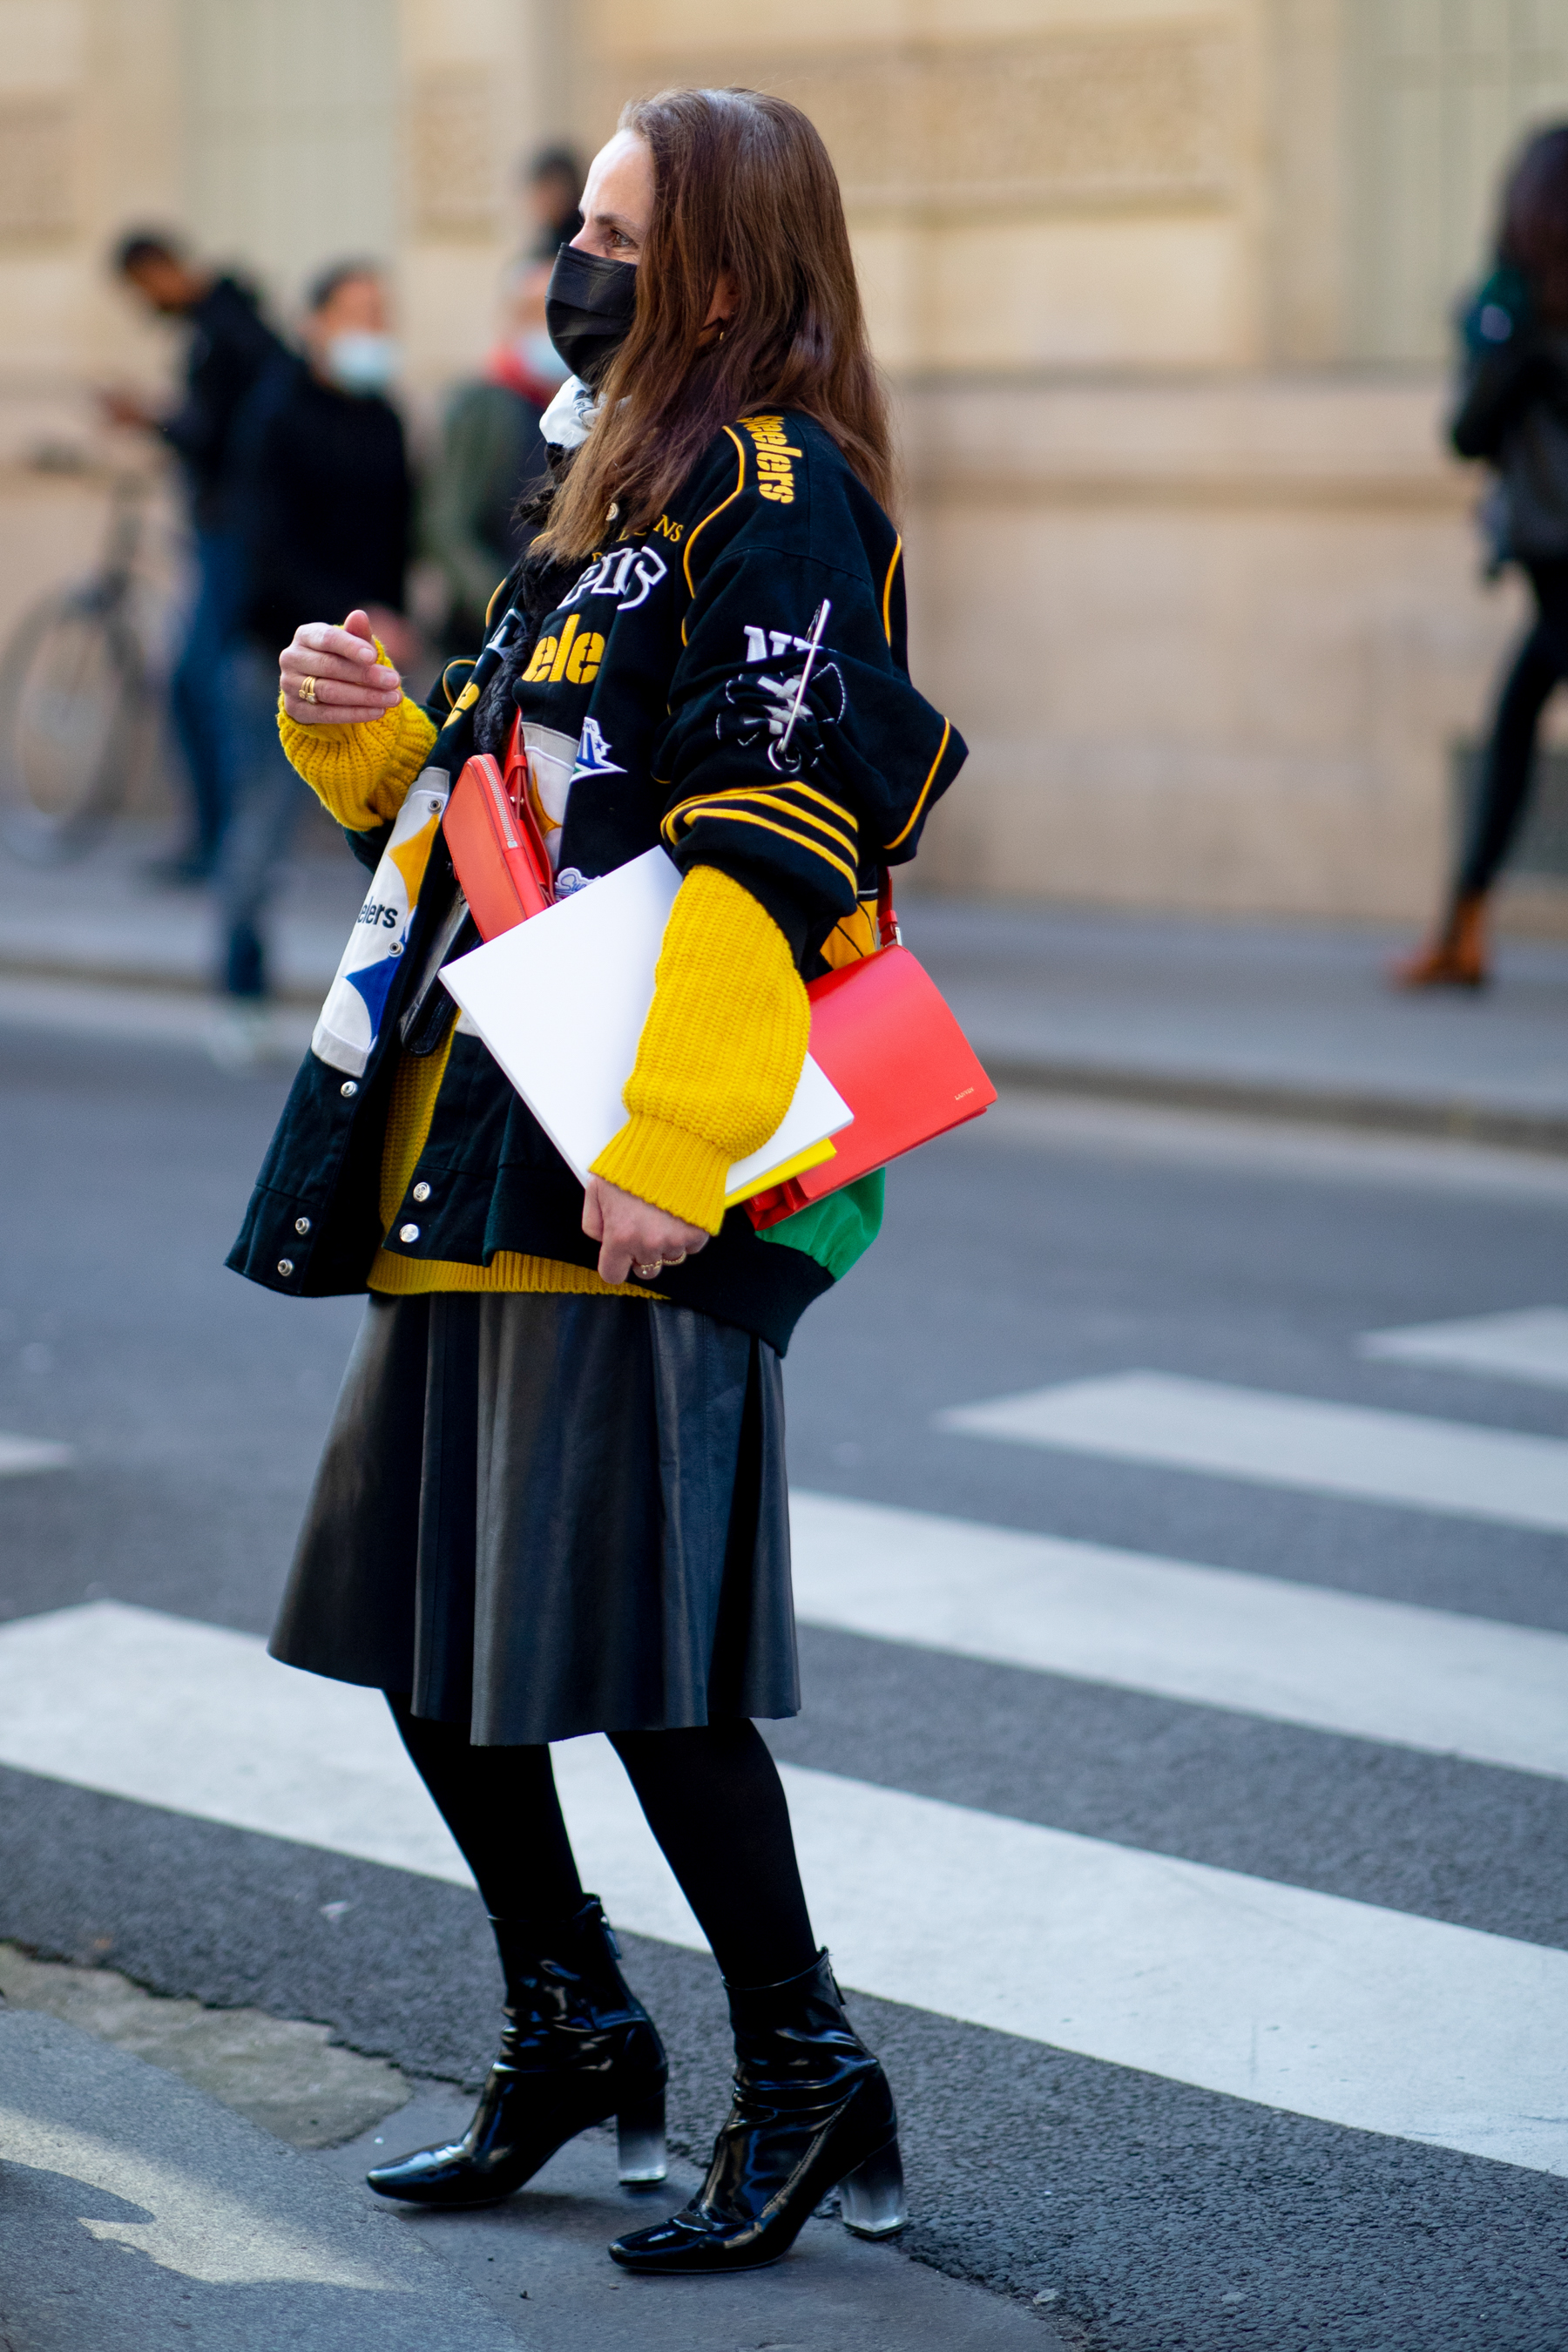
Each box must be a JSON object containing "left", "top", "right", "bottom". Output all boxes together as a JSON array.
[
  {"left": 1500, "top": 124, "right": 1568, "bottom": 324},
  {"left": 540, "top": 87, "right": 894, "bottom": 559}
]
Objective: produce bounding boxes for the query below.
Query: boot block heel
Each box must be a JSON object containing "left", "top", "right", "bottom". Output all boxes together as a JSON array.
[
  {"left": 840, "top": 2137, "right": 907, "bottom": 2239},
  {"left": 617, "top": 2085, "right": 667, "bottom": 2184}
]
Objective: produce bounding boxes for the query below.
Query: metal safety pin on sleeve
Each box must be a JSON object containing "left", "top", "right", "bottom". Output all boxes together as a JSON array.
[{"left": 310, "top": 603, "right": 527, "bottom": 1078}]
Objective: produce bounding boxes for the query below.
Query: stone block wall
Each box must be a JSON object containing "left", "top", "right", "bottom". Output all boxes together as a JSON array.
[{"left": 0, "top": 0, "right": 1563, "bottom": 925}]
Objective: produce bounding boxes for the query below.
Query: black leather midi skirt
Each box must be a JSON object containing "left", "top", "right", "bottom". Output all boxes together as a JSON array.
[{"left": 269, "top": 1291, "right": 799, "bottom": 1744}]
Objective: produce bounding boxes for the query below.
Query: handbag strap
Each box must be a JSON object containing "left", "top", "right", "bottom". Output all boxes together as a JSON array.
[{"left": 875, "top": 865, "right": 901, "bottom": 949}]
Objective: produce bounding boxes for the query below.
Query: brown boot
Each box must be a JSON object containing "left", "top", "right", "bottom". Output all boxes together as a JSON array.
[{"left": 1390, "top": 894, "right": 1490, "bottom": 989}]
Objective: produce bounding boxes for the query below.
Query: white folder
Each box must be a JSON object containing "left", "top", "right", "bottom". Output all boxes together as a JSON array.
[{"left": 439, "top": 848, "right": 853, "bottom": 1206}]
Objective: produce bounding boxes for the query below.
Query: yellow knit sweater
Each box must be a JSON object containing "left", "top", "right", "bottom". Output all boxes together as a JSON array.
[{"left": 280, "top": 690, "right": 810, "bottom": 1294}]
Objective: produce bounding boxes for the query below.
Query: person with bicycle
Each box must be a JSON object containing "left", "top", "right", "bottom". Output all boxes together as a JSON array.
[{"left": 106, "top": 232, "right": 285, "bottom": 883}]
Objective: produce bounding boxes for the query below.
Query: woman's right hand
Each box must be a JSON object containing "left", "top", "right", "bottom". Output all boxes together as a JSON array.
[{"left": 280, "top": 608, "right": 404, "bottom": 726}]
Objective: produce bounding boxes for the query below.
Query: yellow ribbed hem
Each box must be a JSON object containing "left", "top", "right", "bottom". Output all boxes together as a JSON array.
[
  {"left": 279, "top": 686, "right": 438, "bottom": 831},
  {"left": 368, "top": 1249, "right": 657, "bottom": 1299},
  {"left": 375, "top": 1038, "right": 658, "bottom": 1296},
  {"left": 591, "top": 1111, "right": 732, "bottom": 1235}
]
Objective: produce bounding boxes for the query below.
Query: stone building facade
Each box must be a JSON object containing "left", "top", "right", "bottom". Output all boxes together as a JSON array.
[{"left": 3, "top": 2, "right": 1567, "bottom": 923}]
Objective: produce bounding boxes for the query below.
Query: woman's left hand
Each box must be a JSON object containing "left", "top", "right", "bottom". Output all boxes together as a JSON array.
[{"left": 583, "top": 1177, "right": 708, "bottom": 1286}]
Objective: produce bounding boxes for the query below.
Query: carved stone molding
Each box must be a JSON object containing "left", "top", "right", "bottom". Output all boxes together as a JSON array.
[
  {"left": 604, "top": 32, "right": 1239, "bottom": 211},
  {"left": 0, "top": 100, "right": 76, "bottom": 241},
  {"left": 408, "top": 71, "right": 500, "bottom": 237}
]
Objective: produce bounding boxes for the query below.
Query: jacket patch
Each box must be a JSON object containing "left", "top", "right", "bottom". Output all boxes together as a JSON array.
[
  {"left": 523, "top": 609, "right": 605, "bottom": 684},
  {"left": 571, "top": 715, "right": 625, "bottom": 781},
  {"left": 564, "top": 543, "right": 669, "bottom": 612},
  {"left": 743, "top": 625, "right": 814, "bottom": 664}
]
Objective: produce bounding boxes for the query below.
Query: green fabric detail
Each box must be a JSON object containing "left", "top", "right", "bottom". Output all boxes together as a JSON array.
[{"left": 756, "top": 1170, "right": 885, "bottom": 1281}]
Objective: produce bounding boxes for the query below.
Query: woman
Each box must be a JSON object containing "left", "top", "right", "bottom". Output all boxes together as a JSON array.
[
  {"left": 227, "top": 88, "right": 965, "bottom": 2274},
  {"left": 1397, "top": 124, "right": 1568, "bottom": 989}
]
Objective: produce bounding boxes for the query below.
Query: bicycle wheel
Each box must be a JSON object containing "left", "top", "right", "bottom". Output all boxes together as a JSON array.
[{"left": 0, "top": 585, "right": 148, "bottom": 863}]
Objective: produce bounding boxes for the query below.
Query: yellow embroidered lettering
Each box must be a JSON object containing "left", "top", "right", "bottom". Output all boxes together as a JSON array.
[
  {"left": 740, "top": 414, "right": 800, "bottom": 503},
  {"left": 548, "top": 612, "right": 580, "bottom": 683},
  {"left": 524, "top": 637, "right": 558, "bottom": 681},
  {"left": 566, "top": 629, "right": 605, "bottom": 684}
]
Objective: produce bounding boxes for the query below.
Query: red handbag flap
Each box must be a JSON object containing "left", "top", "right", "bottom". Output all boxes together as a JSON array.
[{"left": 747, "top": 940, "right": 996, "bottom": 1229}]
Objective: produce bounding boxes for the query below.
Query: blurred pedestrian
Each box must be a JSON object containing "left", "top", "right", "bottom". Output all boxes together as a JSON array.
[
  {"left": 105, "top": 230, "right": 285, "bottom": 882},
  {"left": 1396, "top": 125, "right": 1568, "bottom": 989},
  {"left": 421, "top": 265, "right": 562, "bottom": 656},
  {"left": 522, "top": 145, "right": 584, "bottom": 259},
  {"left": 215, "top": 260, "right": 414, "bottom": 1057},
  {"left": 238, "top": 89, "right": 964, "bottom": 2273}
]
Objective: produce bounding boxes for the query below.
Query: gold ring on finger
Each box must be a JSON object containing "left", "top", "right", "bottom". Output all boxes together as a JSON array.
[
  {"left": 663, "top": 1251, "right": 686, "bottom": 1267},
  {"left": 301, "top": 674, "right": 317, "bottom": 703},
  {"left": 633, "top": 1260, "right": 662, "bottom": 1280}
]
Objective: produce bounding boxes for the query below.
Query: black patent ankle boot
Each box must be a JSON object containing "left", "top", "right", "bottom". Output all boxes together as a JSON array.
[
  {"left": 608, "top": 1949, "right": 904, "bottom": 2274},
  {"left": 368, "top": 1896, "right": 666, "bottom": 2207}
]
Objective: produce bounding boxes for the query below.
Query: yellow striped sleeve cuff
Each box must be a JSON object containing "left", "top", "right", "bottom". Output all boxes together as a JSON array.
[{"left": 659, "top": 779, "right": 859, "bottom": 895}]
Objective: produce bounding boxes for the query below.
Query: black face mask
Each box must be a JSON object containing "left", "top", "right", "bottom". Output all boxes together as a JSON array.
[{"left": 544, "top": 244, "right": 639, "bottom": 387}]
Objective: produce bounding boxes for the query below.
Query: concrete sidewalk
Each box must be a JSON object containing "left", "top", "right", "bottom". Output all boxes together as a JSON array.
[
  {"left": 908, "top": 896, "right": 1568, "bottom": 1152},
  {"left": 0, "top": 1988, "right": 1057, "bottom": 2350},
  {"left": 3, "top": 825, "right": 1567, "bottom": 1149}
]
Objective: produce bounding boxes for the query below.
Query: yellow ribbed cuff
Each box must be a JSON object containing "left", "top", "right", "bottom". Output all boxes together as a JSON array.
[
  {"left": 368, "top": 1247, "right": 656, "bottom": 1299},
  {"left": 591, "top": 1112, "right": 733, "bottom": 1235},
  {"left": 278, "top": 680, "right": 438, "bottom": 832}
]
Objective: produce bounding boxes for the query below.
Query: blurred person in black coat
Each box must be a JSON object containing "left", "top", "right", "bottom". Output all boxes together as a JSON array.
[
  {"left": 105, "top": 232, "right": 286, "bottom": 881},
  {"left": 1397, "top": 125, "right": 1568, "bottom": 989},
  {"left": 213, "top": 260, "right": 414, "bottom": 1058}
]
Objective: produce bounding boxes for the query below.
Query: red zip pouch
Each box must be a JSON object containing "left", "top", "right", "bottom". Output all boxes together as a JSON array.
[{"left": 443, "top": 719, "right": 553, "bottom": 937}]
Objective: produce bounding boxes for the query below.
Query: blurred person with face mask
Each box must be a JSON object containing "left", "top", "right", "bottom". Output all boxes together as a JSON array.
[
  {"left": 105, "top": 231, "right": 286, "bottom": 882},
  {"left": 213, "top": 261, "right": 415, "bottom": 1055},
  {"left": 422, "top": 262, "right": 564, "bottom": 657}
]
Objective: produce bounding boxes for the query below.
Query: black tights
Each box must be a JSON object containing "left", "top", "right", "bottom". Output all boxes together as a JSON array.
[
  {"left": 1457, "top": 556, "right": 1568, "bottom": 900},
  {"left": 389, "top": 1699, "right": 817, "bottom": 1990}
]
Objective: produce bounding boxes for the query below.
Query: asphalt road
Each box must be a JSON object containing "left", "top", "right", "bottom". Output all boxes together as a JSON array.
[{"left": 2, "top": 1019, "right": 1565, "bottom": 2349}]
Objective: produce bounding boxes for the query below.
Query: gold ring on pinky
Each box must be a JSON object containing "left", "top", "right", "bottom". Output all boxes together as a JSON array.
[
  {"left": 633, "top": 1261, "right": 661, "bottom": 1280},
  {"left": 301, "top": 675, "right": 318, "bottom": 703}
]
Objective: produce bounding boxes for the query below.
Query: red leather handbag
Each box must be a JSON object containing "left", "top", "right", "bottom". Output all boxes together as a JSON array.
[
  {"left": 443, "top": 718, "right": 553, "bottom": 936},
  {"left": 745, "top": 875, "right": 996, "bottom": 1230}
]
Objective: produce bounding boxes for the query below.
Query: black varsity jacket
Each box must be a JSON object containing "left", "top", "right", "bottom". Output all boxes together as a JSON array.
[{"left": 226, "top": 409, "right": 967, "bottom": 1353}]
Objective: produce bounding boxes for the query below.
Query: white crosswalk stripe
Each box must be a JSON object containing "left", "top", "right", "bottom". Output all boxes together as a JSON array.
[
  {"left": 789, "top": 1491, "right": 1568, "bottom": 1780},
  {"left": 937, "top": 1369, "right": 1568, "bottom": 1531},
  {"left": 0, "top": 1432, "right": 71, "bottom": 1478},
  {"left": 1361, "top": 1307, "right": 1568, "bottom": 1391},
  {"left": 0, "top": 1600, "right": 1563, "bottom": 2179}
]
